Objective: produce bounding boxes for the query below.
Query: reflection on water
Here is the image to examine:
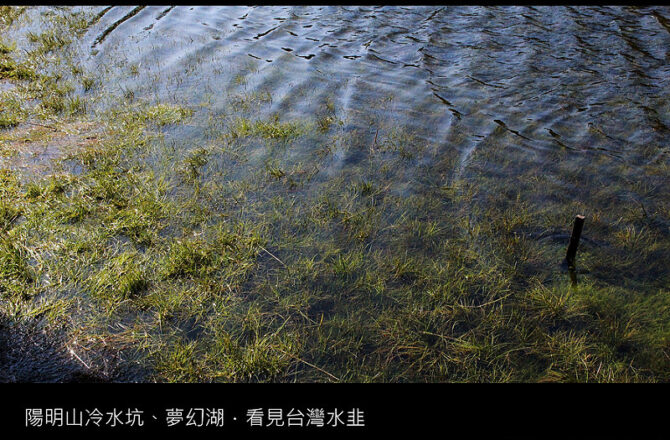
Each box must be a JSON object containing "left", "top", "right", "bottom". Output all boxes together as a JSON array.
[{"left": 74, "top": 6, "right": 670, "bottom": 193}]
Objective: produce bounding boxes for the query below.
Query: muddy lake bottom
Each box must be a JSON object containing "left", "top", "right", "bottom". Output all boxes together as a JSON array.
[{"left": 0, "top": 6, "right": 669, "bottom": 382}]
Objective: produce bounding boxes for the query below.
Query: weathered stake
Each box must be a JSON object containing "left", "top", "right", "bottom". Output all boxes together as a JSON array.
[{"left": 565, "top": 215, "right": 585, "bottom": 269}]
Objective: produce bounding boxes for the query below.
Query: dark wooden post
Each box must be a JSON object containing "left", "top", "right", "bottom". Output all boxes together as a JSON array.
[{"left": 565, "top": 215, "right": 585, "bottom": 269}]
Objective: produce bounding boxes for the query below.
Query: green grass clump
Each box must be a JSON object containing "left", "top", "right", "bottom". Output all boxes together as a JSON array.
[
  {"left": 0, "top": 40, "right": 15, "bottom": 54},
  {"left": 160, "top": 238, "right": 217, "bottom": 279},
  {"left": 139, "top": 104, "right": 193, "bottom": 126},
  {"left": 81, "top": 76, "right": 95, "bottom": 92},
  {"left": 179, "top": 147, "right": 209, "bottom": 184},
  {"left": 0, "top": 236, "right": 34, "bottom": 299},
  {"left": 0, "top": 200, "right": 21, "bottom": 232},
  {"left": 0, "top": 113, "right": 21, "bottom": 129},
  {"left": 0, "top": 92, "right": 25, "bottom": 128},
  {"left": 228, "top": 115, "right": 305, "bottom": 140},
  {"left": 27, "top": 29, "right": 71, "bottom": 55},
  {"left": 153, "top": 330, "right": 295, "bottom": 383},
  {"left": 89, "top": 251, "right": 148, "bottom": 302},
  {"left": 0, "top": 6, "right": 25, "bottom": 27},
  {"left": 0, "top": 169, "right": 22, "bottom": 228},
  {"left": 0, "top": 52, "right": 36, "bottom": 80}
]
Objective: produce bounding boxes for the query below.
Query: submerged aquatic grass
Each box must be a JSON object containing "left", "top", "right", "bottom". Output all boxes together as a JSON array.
[{"left": 0, "top": 6, "right": 669, "bottom": 383}]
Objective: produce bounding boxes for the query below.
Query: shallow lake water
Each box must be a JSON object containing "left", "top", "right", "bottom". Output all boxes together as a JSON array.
[
  {"left": 79, "top": 5, "right": 670, "bottom": 184},
  {"left": 2, "top": 6, "right": 669, "bottom": 382}
]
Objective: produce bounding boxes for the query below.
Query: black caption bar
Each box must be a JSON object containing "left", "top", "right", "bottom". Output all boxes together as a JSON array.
[{"left": 1, "top": 383, "right": 667, "bottom": 438}]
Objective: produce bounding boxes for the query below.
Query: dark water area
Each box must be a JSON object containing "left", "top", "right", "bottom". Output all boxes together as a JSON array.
[
  {"left": 77, "top": 5, "right": 670, "bottom": 176},
  {"left": 0, "top": 323, "right": 103, "bottom": 382}
]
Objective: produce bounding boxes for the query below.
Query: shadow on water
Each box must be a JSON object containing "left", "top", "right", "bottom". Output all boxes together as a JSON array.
[
  {"left": 0, "top": 321, "right": 102, "bottom": 382},
  {"left": 0, "top": 319, "right": 143, "bottom": 382}
]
